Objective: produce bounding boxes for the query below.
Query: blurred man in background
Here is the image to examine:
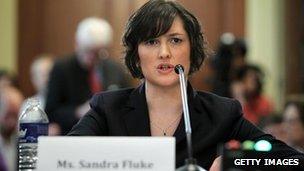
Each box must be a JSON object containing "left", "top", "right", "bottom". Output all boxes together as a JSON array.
[
  {"left": 45, "top": 17, "right": 131, "bottom": 135},
  {"left": 212, "top": 33, "right": 247, "bottom": 98}
]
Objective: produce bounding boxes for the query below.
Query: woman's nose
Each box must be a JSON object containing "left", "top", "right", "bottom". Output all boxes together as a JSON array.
[{"left": 158, "top": 43, "right": 171, "bottom": 59}]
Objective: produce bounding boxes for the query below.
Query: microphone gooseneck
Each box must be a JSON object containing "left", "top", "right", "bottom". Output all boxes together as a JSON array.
[
  {"left": 174, "top": 65, "right": 191, "bottom": 136},
  {"left": 175, "top": 64, "right": 206, "bottom": 171}
]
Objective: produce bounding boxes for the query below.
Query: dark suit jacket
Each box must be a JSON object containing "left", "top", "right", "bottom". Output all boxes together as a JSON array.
[
  {"left": 45, "top": 53, "right": 130, "bottom": 135},
  {"left": 69, "top": 83, "right": 304, "bottom": 169}
]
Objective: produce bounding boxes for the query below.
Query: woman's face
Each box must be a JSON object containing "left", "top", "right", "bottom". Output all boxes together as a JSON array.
[
  {"left": 243, "top": 70, "right": 258, "bottom": 96},
  {"left": 138, "top": 16, "right": 191, "bottom": 88},
  {"left": 283, "top": 104, "right": 304, "bottom": 144}
]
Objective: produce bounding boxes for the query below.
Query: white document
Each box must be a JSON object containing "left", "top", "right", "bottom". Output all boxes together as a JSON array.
[{"left": 37, "top": 136, "right": 175, "bottom": 171}]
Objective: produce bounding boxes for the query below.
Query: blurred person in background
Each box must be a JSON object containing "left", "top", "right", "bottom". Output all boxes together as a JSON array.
[
  {"left": 283, "top": 100, "right": 304, "bottom": 152},
  {"left": 231, "top": 64, "right": 274, "bottom": 125},
  {"left": 230, "top": 38, "right": 247, "bottom": 79},
  {"left": 258, "top": 113, "right": 287, "bottom": 143},
  {"left": 45, "top": 17, "right": 131, "bottom": 135},
  {"left": 0, "top": 70, "right": 14, "bottom": 88},
  {"left": 0, "top": 70, "right": 24, "bottom": 171},
  {"left": 211, "top": 33, "right": 248, "bottom": 98},
  {"left": 20, "top": 55, "right": 59, "bottom": 135},
  {"left": 29, "top": 54, "right": 54, "bottom": 109}
]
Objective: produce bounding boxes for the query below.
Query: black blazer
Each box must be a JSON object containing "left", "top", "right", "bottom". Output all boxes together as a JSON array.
[
  {"left": 69, "top": 83, "right": 304, "bottom": 169},
  {"left": 45, "top": 54, "right": 131, "bottom": 135}
]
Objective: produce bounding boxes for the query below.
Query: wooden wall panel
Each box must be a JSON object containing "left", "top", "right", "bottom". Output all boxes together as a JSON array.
[
  {"left": 285, "top": 0, "right": 304, "bottom": 95},
  {"left": 18, "top": 0, "right": 44, "bottom": 97},
  {"left": 108, "top": 0, "right": 131, "bottom": 61},
  {"left": 42, "top": 0, "right": 108, "bottom": 56}
]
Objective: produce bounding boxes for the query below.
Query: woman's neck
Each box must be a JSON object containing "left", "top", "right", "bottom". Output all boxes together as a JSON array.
[{"left": 145, "top": 81, "right": 183, "bottom": 116}]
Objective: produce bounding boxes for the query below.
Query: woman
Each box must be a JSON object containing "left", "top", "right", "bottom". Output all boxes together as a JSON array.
[
  {"left": 231, "top": 65, "right": 273, "bottom": 124},
  {"left": 283, "top": 101, "right": 304, "bottom": 153},
  {"left": 69, "top": 0, "right": 303, "bottom": 169}
]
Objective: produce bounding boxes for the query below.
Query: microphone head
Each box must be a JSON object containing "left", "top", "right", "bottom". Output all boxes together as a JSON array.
[{"left": 174, "top": 64, "right": 184, "bottom": 74}]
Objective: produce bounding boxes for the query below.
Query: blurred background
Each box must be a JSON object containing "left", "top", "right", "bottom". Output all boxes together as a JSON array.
[{"left": 1, "top": 0, "right": 303, "bottom": 111}]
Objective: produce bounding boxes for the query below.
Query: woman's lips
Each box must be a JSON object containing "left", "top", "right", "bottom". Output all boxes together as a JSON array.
[{"left": 157, "top": 63, "right": 175, "bottom": 74}]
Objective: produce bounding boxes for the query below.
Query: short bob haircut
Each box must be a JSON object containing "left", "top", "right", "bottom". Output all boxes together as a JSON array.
[{"left": 123, "top": 0, "right": 206, "bottom": 79}]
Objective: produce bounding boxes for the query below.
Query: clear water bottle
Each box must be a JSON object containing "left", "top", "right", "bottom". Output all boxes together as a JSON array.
[{"left": 18, "top": 98, "right": 49, "bottom": 170}]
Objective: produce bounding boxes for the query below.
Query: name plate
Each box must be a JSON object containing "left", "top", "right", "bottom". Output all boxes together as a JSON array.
[{"left": 37, "top": 136, "right": 175, "bottom": 171}]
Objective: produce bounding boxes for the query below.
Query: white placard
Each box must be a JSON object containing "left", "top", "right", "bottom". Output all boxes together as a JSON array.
[{"left": 37, "top": 136, "right": 175, "bottom": 171}]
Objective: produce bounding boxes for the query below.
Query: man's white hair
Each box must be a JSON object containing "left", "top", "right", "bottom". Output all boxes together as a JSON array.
[{"left": 76, "top": 17, "right": 113, "bottom": 51}]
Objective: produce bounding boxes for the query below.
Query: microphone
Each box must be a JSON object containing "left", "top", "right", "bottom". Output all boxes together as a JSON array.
[{"left": 175, "top": 64, "right": 206, "bottom": 171}]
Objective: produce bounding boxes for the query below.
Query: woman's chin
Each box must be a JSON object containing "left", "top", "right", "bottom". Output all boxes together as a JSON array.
[{"left": 149, "top": 79, "right": 180, "bottom": 88}]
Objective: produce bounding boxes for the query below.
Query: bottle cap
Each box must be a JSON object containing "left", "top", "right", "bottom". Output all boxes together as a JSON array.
[{"left": 26, "top": 98, "right": 40, "bottom": 107}]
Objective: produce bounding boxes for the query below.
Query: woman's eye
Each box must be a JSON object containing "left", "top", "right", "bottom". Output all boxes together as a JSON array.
[
  {"left": 144, "top": 39, "right": 158, "bottom": 45},
  {"left": 171, "top": 37, "right": 182, "bottom": 44}
]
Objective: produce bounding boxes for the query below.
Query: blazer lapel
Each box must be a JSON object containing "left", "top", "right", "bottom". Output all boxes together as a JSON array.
[
  {"left": 174, "top": 83, "right": 206, "bottom": 144},
  {"left": 123, "top": 83, "right": 151, "bottom": 136}
]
